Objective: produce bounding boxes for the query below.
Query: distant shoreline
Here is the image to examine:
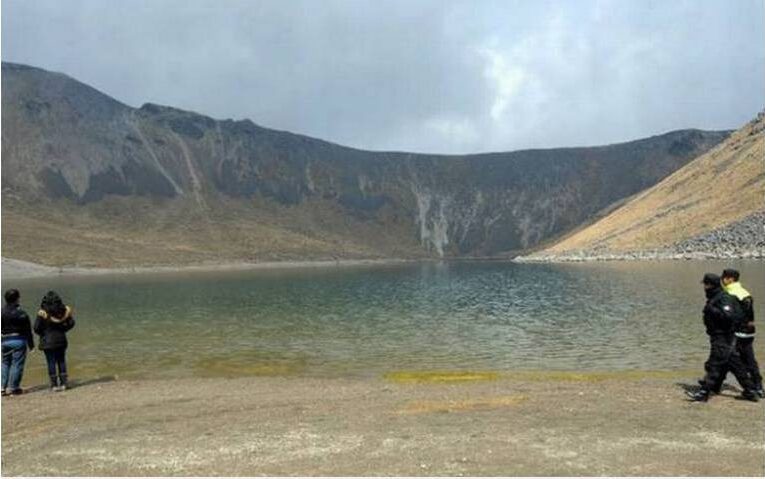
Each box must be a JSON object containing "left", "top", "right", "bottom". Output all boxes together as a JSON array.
[
  {"left": 4, "top": 252, "right": 765, "bottom": 280},
  {"left": 0, "top": 257, "right": 423, "bottom": 280}
]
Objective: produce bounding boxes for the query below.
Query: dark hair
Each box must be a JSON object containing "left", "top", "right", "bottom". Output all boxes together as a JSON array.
[
  {"left": 40, "top": 291, "right": 66, "bottom": 318},
  {"left": 721, "top": 269, "right": 740, "bottom": 281},
  {"left": 702, "top": 273, "right": 720, "bottom": 286},
  {"left": 4, "top": 289, "right": 20, "bottom": 304}
]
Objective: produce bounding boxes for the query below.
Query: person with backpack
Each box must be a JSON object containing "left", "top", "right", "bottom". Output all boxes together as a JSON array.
[
  {"left": 720, "top": 268, "right": 763, "bottom": 398},
  {"left": 687, "top": 273, "right": 758, "bottom": 402},
  {"left": 34, "top": 291, "right": 75, "bottom": 392},
  {"left": 2, "top": 289, "right": 35, "bottom": 396}
]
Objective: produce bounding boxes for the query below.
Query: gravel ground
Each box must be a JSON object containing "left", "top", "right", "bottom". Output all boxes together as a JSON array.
[
  {"left": 670, "top": 211, "right": 765, "bottom": 258},
  {"left": 518, "top": 211, "right": 765, "bottom": 263},
  {"left": 2, "top": 373, "right": 764, "bottom": 476}
]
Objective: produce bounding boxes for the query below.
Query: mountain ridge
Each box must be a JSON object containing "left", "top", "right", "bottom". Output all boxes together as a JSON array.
[
  {"left": 4, "top": 61, "right": 729, "bottom": 157},
  {"left": 1, "top": 62, "right": 733, "bottom": 266}
]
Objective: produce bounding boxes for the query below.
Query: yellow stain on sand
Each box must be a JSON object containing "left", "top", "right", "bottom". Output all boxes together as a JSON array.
[
  {"left": 384, "top": 369, "right": 694, "bottom": 384},
  {"left": 384, "top": 371, "right": 500, "bottom": 383}
]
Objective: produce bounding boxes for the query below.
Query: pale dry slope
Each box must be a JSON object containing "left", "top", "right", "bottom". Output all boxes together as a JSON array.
[{"left": 541, "top": 114, "right": 764, "bottom": 255}]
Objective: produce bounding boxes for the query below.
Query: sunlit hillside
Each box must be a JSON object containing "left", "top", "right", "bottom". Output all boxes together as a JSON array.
[{"left": 536, "top": 113, "right": 764, "bottom": 256}]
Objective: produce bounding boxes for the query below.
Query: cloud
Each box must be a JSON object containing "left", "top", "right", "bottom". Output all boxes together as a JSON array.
[
  {"left": 423, "top": 116, "right": 480, "bottom": 149},
  {"left": 478, "top": 43, "right": 529, "bottom": 121},
  {"left": 2, "top": 0, "right": 763, "bottom": 154}
]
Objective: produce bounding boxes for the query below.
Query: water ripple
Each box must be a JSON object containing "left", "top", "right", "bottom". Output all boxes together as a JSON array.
[{"left": 5, "top": 260, "right": 764, "bottom": 381}]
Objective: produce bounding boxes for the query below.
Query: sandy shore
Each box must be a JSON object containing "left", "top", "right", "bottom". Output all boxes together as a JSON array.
[
  {"left": 1, "top": 257, "right": 421, "bottom": 280},
  {"left": 2, "top": 372, "right": 764, "bottom": 476}
]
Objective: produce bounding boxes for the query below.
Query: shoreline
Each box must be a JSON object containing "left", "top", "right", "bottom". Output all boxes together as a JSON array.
[
  {"left": 0, "top": 257, "right": 424, "bottom": 280},
  {"left": 3, "top": 373, "right": 763, "bottom": 475},
  {"left": 3, "top": 250, "right": 764, "bottom": 280}
]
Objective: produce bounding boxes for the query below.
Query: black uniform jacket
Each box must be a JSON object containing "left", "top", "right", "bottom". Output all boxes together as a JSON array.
[
  {"left": 703, "top": 287, "right": 743, "bottom": 336},
  {"left": 738, "top": 296, "right": 755, "bottom": 335}
]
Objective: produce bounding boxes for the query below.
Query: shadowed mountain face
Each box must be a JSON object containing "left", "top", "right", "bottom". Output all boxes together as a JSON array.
[{"left": 1, "top": 62, "right": 731, "bottom": 265}]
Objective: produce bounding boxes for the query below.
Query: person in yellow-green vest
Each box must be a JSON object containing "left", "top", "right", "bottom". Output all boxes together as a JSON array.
[
  {"left": 688, "top": 273, "right": 758, "bottom": 402},
  {"left": 718, "top": 268, "right": 763, "bottom": 398}
]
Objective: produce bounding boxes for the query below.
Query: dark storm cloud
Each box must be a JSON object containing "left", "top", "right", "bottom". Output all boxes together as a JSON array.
[{"left": 3, "top": 0, "right": 763, "bottom": 154}]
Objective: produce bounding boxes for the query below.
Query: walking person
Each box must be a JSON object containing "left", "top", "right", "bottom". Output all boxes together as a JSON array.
[
  {"left": 2, "top": 289, "right": 35, "bottom": 396},
  {"left": 687, "top": 273, "right": 758, "bottom": 402},
  {"left": 34, "top": 291, "right": 75, "bottom": 392},
  {"left": 720, "top": 268, "right": 763, "bottom": 397}
]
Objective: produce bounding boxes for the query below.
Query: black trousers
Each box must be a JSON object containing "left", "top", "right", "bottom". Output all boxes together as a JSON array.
[
  {"left": 703, "top": 334, "right": 755, "bottom": 392},
  {"left": 43, "top": 348, "right": 68, "bottom": 386},
  {"left": 717, "top": 337, "right": 762, "bottom": 390}
]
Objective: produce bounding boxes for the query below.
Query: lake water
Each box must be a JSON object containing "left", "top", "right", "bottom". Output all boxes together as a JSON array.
[{"left": 4, "top": 260, "right": 764, "bottom": 385}]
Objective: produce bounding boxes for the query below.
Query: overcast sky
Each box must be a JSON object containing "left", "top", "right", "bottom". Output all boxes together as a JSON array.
[{"left": 3, "top": 0, "right": 764, "bottom": 154}]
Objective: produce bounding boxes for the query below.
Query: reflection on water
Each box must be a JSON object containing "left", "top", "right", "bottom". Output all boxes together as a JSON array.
[{"left": 4, "top": 260, "right": 764, "bottom": 384}]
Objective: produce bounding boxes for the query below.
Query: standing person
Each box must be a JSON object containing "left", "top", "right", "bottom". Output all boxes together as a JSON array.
[
  {"left": 687, "top": 273, "right": 758, "bottom": 402},
  {"left": 34, "top": 291, "right": 75, "bottom": 392},
  {"left": 720, "top": 268, "right": 763, "bottom": 398},
  {"left": 2, "top": 289, "right": 35, "bottom": 396}
]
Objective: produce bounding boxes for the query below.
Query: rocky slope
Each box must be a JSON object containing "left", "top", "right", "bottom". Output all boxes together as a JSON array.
[
  {"left": 1, "top": 62, "right": 731, "bottom": 267},
  {"left": 520, "top": 112, "right": 765, "bottom": 262}
]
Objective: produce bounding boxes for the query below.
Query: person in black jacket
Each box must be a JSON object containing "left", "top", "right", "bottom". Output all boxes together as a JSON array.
[
  {"left": 2, "top": 289, "right": 35, "bottom": 396},
  {"left": 687, "top": 273, "right": 758, "bottom": 402},
  {"left": 720, "top": 268, "right": 762, "bottom": 397},
  {"left": 34, "top": 291, "right": 75, "bottom": 392}
]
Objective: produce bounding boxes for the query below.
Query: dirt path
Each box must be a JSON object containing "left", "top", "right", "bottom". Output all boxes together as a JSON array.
[{"left": 2, "top": 374, "right": 763, "bottom": 476}]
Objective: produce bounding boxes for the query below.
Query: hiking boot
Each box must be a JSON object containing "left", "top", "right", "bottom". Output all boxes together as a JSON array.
[
  {"left": 736, "top": 390, "right": 759, "bottom": 402},
  {"left": 686, "top": 389, "right": 710, "bottom": 402},
  {"left": 58, "top": 384, "right": 67, "bottom": 392},
  {"left": 696, "top": 379, "right": 719, "bottom": 395},
  {"left": 756, "top": 389, "right": 764, "bottom": 399},
  {"left": 1, "top": 389, "right": 7, "bottom": 397},
  {"left": 10, "top": 389, "right": 23, "bottom": 396}
]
